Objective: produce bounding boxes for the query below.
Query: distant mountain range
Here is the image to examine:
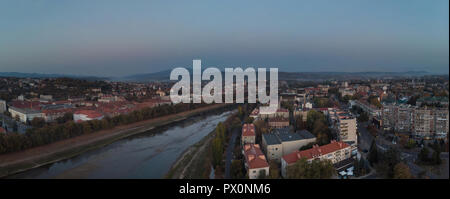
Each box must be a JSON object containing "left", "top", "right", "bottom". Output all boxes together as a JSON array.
[
  {"left": 0, "top": 72, "right": 109, "bottom": 81},
  {"left": 0, "top": 70, "right": 442, "bottom": 82},
  {"left": 117, "top": 70, "right": 434, "bottom": 82}
]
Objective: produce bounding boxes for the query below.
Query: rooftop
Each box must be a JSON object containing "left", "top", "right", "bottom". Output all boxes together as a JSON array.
[
  {"left": 263, "top": 128, "right": 316, "bottom": 145},
  {"left": 243, "top": 144, "right": 269, "bottom": 169},
  {"left": 242, "top": 123, "right": 255, "bottom": 137},
  {"left": 282, "top": 140, "right": 350, "bottom": 164}
]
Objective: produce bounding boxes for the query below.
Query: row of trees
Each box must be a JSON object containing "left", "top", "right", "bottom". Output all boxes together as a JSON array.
[
  {"left": 0, "top": 103, "right": 212, "bottom": 154},
  {"left": 210, "top": 107, "right": 243, "bottom": 178},
  {"left": 286, "top": 158, "right": 335, "bottom": 179}
]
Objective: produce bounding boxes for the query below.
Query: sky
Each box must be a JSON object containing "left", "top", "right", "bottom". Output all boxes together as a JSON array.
[{"left": 0, "top": 0, "right": 448, "bottom": 76}]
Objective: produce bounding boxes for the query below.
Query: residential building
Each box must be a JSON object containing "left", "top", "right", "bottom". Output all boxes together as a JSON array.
[
  {"left": 332, "top": 111, "right": 357, "bottom": 147},
  {"left": 382, "top": 103, "right": 414, "bottom": 132},
  {"left": 259, "top": 108, "right": 289, "bottom": 119},
  {"left": 268, "top": 117, "right": 290, "bottom": 128},
  {"left": 9, "top": 106, "right": 44, "bottom": 123},
  {"left": 243, "top": 144, "right": 269, "bottom": 179},
  {"left": 242, "top": 123, "right": 256, "bottom": 145},
  {"left": 413, "top": 107, "right": 449, "bottom": 139},
  {"left": 281, "top": 140, "right": 351, "bottom": 178},
  {"left": 262, "top": 128, "right": 316, "bottom": 161},
  {"left": 73, "top": 110, "right": 104, "bottom": 123},
  {"left": 0, "top": 99, "right": 6, "bottom": 113}
]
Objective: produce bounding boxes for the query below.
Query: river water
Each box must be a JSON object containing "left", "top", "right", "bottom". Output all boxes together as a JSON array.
[{"left": 8, "top": 111, "right": 233, "bottom": 179}]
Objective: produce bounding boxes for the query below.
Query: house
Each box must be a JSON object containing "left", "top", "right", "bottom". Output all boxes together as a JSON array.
[
  {"left": 73, "top": 110, "right": 104, "bottom": 123},
  {"left": 281, "top": 140, "right": 351, "bottom": 178},
  {"left": 329, "top": 110, "right": 358, "bottom": 148},
  {"left": 243, "top": 144, "right": 269, "bottom": 179},
  {"left": 268, "top": 117, "right": 290, "bottom": 128},
  {"left": 241, "top": 123, "right": 256, "bottom": 145},
  {"left": 0, "top": 99, "right": 6, "bottom": 113},
  {"left": 9, "top": 106, "right": 44, "bottom": 123},
  {"left": 259, "top": 108, "right": 289, "bottom": 119},
  {"left": 262, "top": 128, "right": 316, "bottom": 161}
]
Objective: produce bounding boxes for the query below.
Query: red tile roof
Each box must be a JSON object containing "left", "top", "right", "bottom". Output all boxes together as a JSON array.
[
  {"left": 244, "top": 144, "right": 269, "bottom": 169},
  {"left": 42, "top": 108, "right": 74, "bottom": 115},
  {"left": 282, "top": 140, "right": 350, "bottom": 164},
  {"left": 242, "top": 123, "right": 255, "bottom": 137},
  {"left": 74, "top": 110, "right": 103, "bottom": 119},
  {"left": 250, "top": 108, "right": 259, "bottom": 116},
  {"left": 10, "top": 100, "right": 41, "bottom": 110},
  {"left": 268, "top": 117, "right": 289, "bottom": 123}
]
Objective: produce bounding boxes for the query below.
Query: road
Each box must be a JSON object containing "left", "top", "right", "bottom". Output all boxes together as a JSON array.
[{"left": 224, "top": 128, "right": 239, "bottom": 179}]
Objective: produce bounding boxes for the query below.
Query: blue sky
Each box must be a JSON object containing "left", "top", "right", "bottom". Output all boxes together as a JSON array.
[{"left": 0, "top": 0, "right": 448, "bottom": 76}]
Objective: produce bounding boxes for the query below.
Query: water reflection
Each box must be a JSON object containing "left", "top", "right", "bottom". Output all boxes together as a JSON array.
[{"left": 9, "top": 111, "right": 232, "bottom": 179}]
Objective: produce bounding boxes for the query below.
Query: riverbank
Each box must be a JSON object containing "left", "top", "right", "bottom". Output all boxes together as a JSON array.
[
  {"left": 0, "top": 103, "right": 232, "bottom": 178},
  {"left": 165, "top": 110, "right": 240, "bottom": 179},
  {"left": 165, "top": 127, "right": 216, "bottom": 179}
]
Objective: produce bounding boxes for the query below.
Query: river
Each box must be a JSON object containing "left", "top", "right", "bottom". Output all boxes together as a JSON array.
[{"left": 8, "top": 111, "right": 233, "bottom": 179}]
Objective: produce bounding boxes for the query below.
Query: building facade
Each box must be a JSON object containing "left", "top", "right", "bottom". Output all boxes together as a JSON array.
[
  {"left": 262, "top": 128, "right": 316, "bottom": 161},
  {"left": 241, "top": 123, "right": 256, "bottom": 145},
  {"left": 281, "top": 141, "right": 351, "bottom": 178}
]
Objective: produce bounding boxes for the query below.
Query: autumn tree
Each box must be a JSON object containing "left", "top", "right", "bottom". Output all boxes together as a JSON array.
[
  {"left": 230, "top": 160, "right": 244, "bottom": 179},
  {"left": 30, "top": 117, "right": 46, "bottom": 128},
  {"left": 269, "top": 161, "right": 280, "bottom": 179},
  {"left": 393, "top": 162, "right": 412, "bottom": 179},
  {"left": 287, "top": 158, "right": 335, "bottom": 179}
]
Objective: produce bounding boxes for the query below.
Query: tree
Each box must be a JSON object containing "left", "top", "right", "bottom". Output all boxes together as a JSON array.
[
  {"left": 286, "top": 158, "right": 335, "bottom": 179},
  {"left": 306, "top": 110, "right": 325, "bottom": 131},
  {"left": 431, "top": 150, "right": 442, "bottom": 165},
  {"left": 269, "top": 161, "right": 280, "bottom": 179},
  {"left": 393, "top": 162, "right": 412, "bottom": 179},
  {"left": 56, "top": 112, "right": 73, "bottom": 124},
  {"left": 31, "top": 117, "right": 46, "bottom": 128},
  {"left": 382, "top": 148, "right": 401, "bottom": 178},
  {"left": 244, "top": 117, "right": 254, "bottom": 124},
  {"left": 368, "top": 140, "right": 378, "bottom": 165},
  {"left": 418, "top": 147, "right": 429, "bottom": 163},
  {"left": 230, "top": 160, "right": 244, "bottom": 179},
  {"left": 312, "top": 120, "right": 331, "bottom": 145},
  {"left": 12, "top": 122, "right": 18, "bottom": 132},
  {"left": 294, "top": 115, "right": 306, "bottom": 131},
  {"left": 357, "top": 112, "right": 369, "bottom": 123},
  {"left": 212, "top": 135, "right": 224, "bottom": 168},
  {"left": 258, "top": 169, "right": 267, "bottom": 179},
  {"left": 368, "top": 96, "right": 382, "bottom": 108}
]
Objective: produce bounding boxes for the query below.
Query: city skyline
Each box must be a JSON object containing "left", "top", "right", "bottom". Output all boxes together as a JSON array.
[{"left": 0, "top": 0, "right": 448, "bottom": 76}]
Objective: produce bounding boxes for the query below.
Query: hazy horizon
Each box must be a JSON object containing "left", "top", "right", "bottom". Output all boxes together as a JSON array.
[{"left": 1, "top": 0, "right": 448, "bottom": 76}]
